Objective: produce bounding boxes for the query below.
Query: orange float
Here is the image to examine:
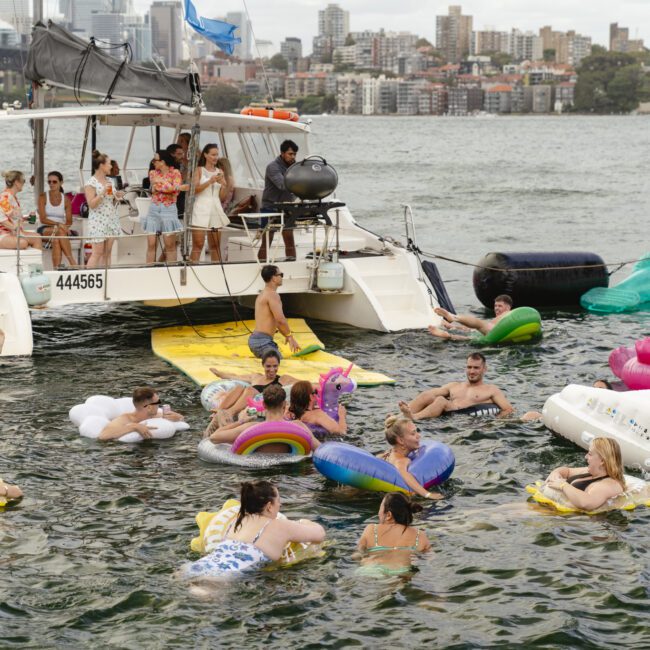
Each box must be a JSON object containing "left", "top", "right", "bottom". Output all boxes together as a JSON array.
[{"left": 240, "top": 106, "right": 299, "bottom": 122}]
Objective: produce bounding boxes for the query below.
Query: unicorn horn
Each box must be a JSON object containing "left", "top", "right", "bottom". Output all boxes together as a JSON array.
[{"left": 343, "top": 363, "right": 353, "bottom": 377}]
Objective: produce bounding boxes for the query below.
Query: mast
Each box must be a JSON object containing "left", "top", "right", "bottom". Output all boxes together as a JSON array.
[{"left": 32, "top": 0, "right": 44, "bottom": 199}]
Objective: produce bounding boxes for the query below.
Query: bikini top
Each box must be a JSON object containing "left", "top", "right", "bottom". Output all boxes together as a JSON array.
[
  {"left": 225, "top": 517, "right": 273, "bottom": 545},
  {"left": 568, "top": 472, "right": 608, "bottom": 492},
  {"left": 252, "top": 376, "right": 282, "bottom": 393},
  {"left": 367, "top": 524, "right": 421, "bottom": 553}
]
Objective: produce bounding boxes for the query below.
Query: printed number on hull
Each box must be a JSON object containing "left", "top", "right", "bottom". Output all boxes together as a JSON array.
[{"left": 55, "top": 273, "right": 104, "bottom": 290}]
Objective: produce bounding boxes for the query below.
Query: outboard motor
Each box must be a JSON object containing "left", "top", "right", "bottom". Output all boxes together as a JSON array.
[{"left": 285, "top": 155, "right": 338, "bottom": 201}]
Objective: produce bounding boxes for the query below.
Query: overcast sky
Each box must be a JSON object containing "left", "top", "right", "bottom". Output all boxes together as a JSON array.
[{"left": 132, "top": 1, "right": 649, "bottom": 51}]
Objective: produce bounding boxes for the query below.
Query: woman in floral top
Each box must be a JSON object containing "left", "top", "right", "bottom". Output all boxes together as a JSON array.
[
  {"left": 0, "top": 170, "right": 42, "bottom": 251},
  {"left": 84, "top": 151, "right": 122, "bottom": 268},
  {"left": 142, "top": 149, "right": 188, "bottom": 264}
]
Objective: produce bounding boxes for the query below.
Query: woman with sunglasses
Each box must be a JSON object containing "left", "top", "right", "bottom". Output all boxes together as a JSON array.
[
  {"left": 37, "top": 171, "right": 77, "bottom": 268},
  {"left": 287, "top": 380, "right": 347, "bottom": 436},
  {"left": 379, "top": 415, "right": 443, "bottom": 500},
  {"left": 0, "top": 170, "right": 43, "bottom": 251}
]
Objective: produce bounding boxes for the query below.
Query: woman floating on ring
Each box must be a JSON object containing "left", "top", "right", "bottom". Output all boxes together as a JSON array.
[
  {"left": 544, "top": 437, "right": 625, "bottom": 511},
  {"left": 379, "top": 415, "right": 444, "bottom": 500}
]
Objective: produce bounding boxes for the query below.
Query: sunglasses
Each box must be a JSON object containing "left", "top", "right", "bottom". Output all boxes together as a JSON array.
[
  {"left": 47, "top": 180, "right": 59, "bottom": 184},
  {"left": 147, "top": 399, "right": 161, "bottom": 406},
  {"left": 275, "top": 272, "right": 284, "bottom": 277}
]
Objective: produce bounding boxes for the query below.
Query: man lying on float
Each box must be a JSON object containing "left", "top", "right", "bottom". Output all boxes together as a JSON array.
[
  {"left": 428, "top": 295, "right": 512, "bottom": 341},
  {"left": 398, "top": 352, "right": 513, "bottom": 420}
]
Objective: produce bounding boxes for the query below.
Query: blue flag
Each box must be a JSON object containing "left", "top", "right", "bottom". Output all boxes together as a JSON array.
[{"left": 183, "top": 0, "right": 242, "bottom": 55}]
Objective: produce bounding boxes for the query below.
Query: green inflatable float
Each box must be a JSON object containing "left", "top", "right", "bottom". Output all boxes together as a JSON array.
[{"left": 474, "top": 306, "right": 542, "bottom": 345}]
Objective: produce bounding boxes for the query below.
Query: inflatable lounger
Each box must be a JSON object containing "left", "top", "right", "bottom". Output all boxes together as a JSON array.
[
  {"left": 542, "top": 384, "right": 650, "bottom": 471},
  {"left": 152, "top": 318, "right": 394, "bottom": 387},
  {"left": 474, "top": 307, "right": 542, "bottom": 345}
]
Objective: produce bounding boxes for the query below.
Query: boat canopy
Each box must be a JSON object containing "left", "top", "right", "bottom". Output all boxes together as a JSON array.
[{"left": 24, "top": 21, "right": 198, "bottom": 109}]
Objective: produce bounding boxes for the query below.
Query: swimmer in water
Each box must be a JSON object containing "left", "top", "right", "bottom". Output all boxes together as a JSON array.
[
  {"left": 428, "top": 294, "right": 512, "bottom": 341},
  {"left": 0, "top": 478, "right": 22, "bottom": 502},
  {"left": 398, "top": 352, "right": 513, "bottom": 420}
]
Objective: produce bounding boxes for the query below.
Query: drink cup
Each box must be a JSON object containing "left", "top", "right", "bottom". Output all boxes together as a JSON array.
[
  {"left": 105, "top": 183, "right": 113, "bottom": 196},
  {"left": 163, "top": 404, "right": 171, "bottom": 415},
  {"left": 28, "top": 212, "right": 36, "bottom": 224}
]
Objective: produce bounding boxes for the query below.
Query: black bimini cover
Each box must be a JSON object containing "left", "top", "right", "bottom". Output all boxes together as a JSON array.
[{"left": 24, "top": 21, "right": 196, "bottom": 108}]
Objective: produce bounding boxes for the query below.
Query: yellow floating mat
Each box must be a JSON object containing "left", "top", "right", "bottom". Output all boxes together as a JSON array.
[{"left": 151, "top": 318, "right": 394, "bottom": 387}]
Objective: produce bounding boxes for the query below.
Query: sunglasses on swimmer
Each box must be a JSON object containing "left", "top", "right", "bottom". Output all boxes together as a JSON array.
[{"left": 146, "top": 399, "right": 161, "bottom": 406}]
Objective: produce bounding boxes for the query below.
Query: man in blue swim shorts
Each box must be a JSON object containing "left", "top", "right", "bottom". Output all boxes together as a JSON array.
[{"left": 248, "top": 265, "right": 300, "bottom": 358}]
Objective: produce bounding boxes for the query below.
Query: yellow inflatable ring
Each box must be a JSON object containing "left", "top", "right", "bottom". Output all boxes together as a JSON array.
[
  {"left": 526, "top": 475, "right": 650, "bottom": 514},
  {"left": 191, "top": 499, "right": 325, "bottom": 567}
]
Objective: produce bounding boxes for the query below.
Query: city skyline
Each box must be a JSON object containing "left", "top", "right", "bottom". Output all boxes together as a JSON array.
[{"left": 125, "top": 0, "right": 649, "bottom": 53}]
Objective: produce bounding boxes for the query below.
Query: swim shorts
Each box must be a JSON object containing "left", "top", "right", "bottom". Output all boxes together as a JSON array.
[{"left": 248, "top": 331, "right": 282, "bottom": 359}]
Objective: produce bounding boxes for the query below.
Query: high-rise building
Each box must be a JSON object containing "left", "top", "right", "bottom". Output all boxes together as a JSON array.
[
  {"left": 0, "top": 0, "right": 30, "bottom": 35},
  {"left": 436, "top": 6, "right": 473, "bottom": 64},
  {"left": 225, "top": 11, "right": 251, "bottom": 59},
  {"left": 507, "top": 29, "right": 543, "bottom": 62},
  {"left": 71, "top": 0, "right": 110, "bottom": 35},
  {"left": 150, "top": 0, "right": 182, "bottom": 68},
  {"left": 318, "top": 3, "right": 349, "bottom": 48},
  {"left": 539, "top": 26, "right": 592, "bottom": 66},
  {"left": 610, "top": 23, "right": 644, "bottom": 53},
  {"left": 281, "top": 37, "right": 302, "bottom": 61}
]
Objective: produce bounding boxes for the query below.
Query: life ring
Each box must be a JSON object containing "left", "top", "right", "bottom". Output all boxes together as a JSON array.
[
  {"left": 240, "top": 106, "right": 299, "bottom": 122},
  {"left": 69, "top": 395, "right": 189, "bottom": 442},
  {"left": 313, "top": 440, "right": 455, "bottom": 493},
  {"left": 201, "top": 380, "right": 250, "bottom": 412},
  {"left": 189, "top": 499, "right": 325, "bottom": 568},
  {"left": 474, "top": 306, "right": 542, "bottom": 345},
  {"left": 231, "top": 421, "right": 313, "bottom": 456},
  {"left": 525, "top": 475, "right": 650, "bottom": 514}
]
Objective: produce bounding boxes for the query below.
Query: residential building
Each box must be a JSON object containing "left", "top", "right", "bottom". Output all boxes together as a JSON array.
[
  {"left": 376, "top": 78, "right": 399, "bottom": 114},
  {"left": 431, "top": 85, "right": 448, "bottom": 115},
  {"left": 436, "top": 5, "right": 473, "bottom": 64},
  {"left": 567, "top": 32, "right": 591, "bottom": 66},
  {"left": 610, "top": 23, "right": 644, "bottom": 53},
  {"left": 312, "top": 34, "right": 333, "bottom": 63},
  {"left": 524, "top": 84, "right": 554, "bottom": 113},
  {"left": 69, "top": 0, "right": 110, "bottom": 36},
  {"left": 332, "top": 44, "right": 356, "bottom": 68},
  {"left": 256, "top": 39, "right": 275, "bottom": 59},
  {"left": 348, "top": 30, "right": 376, "bottom": 68},
  {"left": 507, "top": 29, "right": 543, "bottom": 62},
  {"left": 281, "top": 37, "right": 302, "bottom": 71},
  {"left": 225, "top": 11, "right": 252, "bottom": 60},
  {"left": 397, "top": 79, "right": 427, "bottom": 115},
  {"left": 285, "top": 72, "right": 329, "bottom": 100},
  {"left": 0, "top": 17, "right": 19, "bottom": 46},
  {"left": 539, "top": 26, "right": 591, "bottom": 66},
  {"left": 447, "top": 86, "right": 482, "bottom": 115},
  {"left": 318, "top": 4, "right": 349, "bottom": 49},
  {"left": 0, "top": 0, "right": 29, "bottom": 35},
  {"left": 150, "top": 0, "right": 183, "bottom": 68},
  {"left": 484, "top": 84, "right": 512, "bottom": 113},
  {"left": 472, "top": 30, "right": 508, "bottom": 56},
  {"left": 555, "top": 81, "right": 575, "bottom": 110},
  {"left": 337, "top": 73, "right": 366, "bottom": 114}
]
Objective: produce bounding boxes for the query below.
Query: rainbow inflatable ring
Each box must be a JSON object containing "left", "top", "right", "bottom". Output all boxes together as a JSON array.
[
  {"left": 313, "top": 440, "right": 455, "bottom": 493},
  {"left": 231, "top": 421, "right": 314, "bottom": 456}
]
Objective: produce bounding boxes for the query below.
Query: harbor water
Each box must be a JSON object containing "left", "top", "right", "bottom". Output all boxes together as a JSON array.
[{"left": 2, "top": 115, "right": 650, "bottom": 647}]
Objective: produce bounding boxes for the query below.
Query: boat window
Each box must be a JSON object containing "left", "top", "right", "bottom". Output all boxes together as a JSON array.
[
  {"left": 222, "top": 131, "right": 258, "bottom": 189},
  {"left": 241, "top": 131, "right": 275, "bottom": 181}
]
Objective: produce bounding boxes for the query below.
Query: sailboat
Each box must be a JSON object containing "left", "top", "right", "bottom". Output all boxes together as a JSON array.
[{"left": 0, "top": 17, "right": 442, "bottom": 356}]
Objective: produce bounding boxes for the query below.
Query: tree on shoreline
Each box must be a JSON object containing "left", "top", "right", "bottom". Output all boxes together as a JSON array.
[{"left": 575, "top": 50, "right": 643, "bottom": 113}]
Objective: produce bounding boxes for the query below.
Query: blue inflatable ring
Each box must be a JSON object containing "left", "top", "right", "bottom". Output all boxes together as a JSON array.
[{"left": 313, "top": 440, "right": 455, "bottom": 493}]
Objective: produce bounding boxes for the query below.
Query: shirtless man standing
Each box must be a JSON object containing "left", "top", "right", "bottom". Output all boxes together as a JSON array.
[
  {"left": 398, "top": 352, "right": 513, "bottom": 420},
  {"left": 428, "top": 294, "right": 513, "bottom": 341},
  {"left": 248, "top": 264, "right": 299, "bottom": 358},
  {"left": 99, "top": 386, "right": 185, "bottom": 441}
]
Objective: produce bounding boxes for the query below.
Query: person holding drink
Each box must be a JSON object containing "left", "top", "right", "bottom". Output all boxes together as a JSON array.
[
  {"left": 84, "top": 150, "right": 123, "bottom": 268},
  {"left": 0, "top": 170, "right": 43, "bottom": 251}
]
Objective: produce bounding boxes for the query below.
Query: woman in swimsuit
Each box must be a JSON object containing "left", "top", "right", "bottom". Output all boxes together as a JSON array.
[
  {"left": 180, "top": 480, "right": 325, "bottom": 581},
  {"left": 357, "top": 492, "right": 430, "bottom": 576},
  {"left": 545, "top": 437, "right": 625, "bottom": 511},
  {"left": 379, "top": 415, "right": 444, "bottom": 500},
  {"left": 286, "top": 380, "right": 347, "bottom": 437},
  {"left": 207, "top": 350, "right": 300, "bottom": 427}
]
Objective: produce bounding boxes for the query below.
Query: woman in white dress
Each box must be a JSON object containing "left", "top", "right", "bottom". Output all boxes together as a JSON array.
[
  {"left": 37, "top": 171, "right": 76, "bottom": 268},
  {"left": 84, "top": 150, "right": 122, "bottom": 269},
  {"left": 190, "top": 143, "right": 230, "bottom": 263}
]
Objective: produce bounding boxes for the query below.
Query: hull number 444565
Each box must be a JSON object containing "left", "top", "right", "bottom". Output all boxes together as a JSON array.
[{"left": 55, "top": 273, "right": 104, "bottom": 290}]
